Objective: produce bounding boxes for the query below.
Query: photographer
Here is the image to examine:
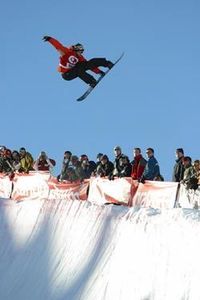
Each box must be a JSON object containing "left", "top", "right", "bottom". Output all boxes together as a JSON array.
[{"left": 34, "top": 151, "right": 56, "bottom": 172}]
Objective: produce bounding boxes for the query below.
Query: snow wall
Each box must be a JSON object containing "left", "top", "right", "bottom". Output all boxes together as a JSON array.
[{"left": 0, "top": 172, "right": 200, "bottom": 300}]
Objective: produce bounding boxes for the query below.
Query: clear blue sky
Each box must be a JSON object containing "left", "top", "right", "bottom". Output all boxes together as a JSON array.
[{"left": 1, "top": 0, "right": 200, "bottom": 180}]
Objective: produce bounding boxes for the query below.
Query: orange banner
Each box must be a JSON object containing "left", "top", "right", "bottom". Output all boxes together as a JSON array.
[
  {"left": 88, "top": 177, "right": 137, "bottom": 205},
  {"left": 0, "top": 173, "right": 181, "bottom": 208},
  {"left": 11, "top": 172, "right": 50, "bottom": 201},
  {"left": 48, "top": 177, "right": 89, "bottom": 201},
  {"left": 10, "top": 172, "right": 89, "bottom": 201},
  {"left": 132, "top": 181, "right": 178, "bottom": 208}
]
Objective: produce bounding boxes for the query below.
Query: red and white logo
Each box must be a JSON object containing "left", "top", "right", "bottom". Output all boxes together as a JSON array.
[{"left": 68, "top": 56, "right": 78, "bottom": 65}]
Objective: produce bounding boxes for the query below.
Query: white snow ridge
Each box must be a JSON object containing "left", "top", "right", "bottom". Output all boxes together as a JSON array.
[{"left": 1, "top": 197, "right": 200, "bottom": 300}]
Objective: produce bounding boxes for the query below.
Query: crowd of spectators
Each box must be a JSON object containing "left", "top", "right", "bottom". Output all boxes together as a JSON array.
[
  {"left": 0, "top": 146, "right": 55, "bottom": 179},
  {"left": 172, "top": 148, "right": 200, "bottom": 190},
  {"left": 0, "top": 145, "right": 199, "bottom": 190}
]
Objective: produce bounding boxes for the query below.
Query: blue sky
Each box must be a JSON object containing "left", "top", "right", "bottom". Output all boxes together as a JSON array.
[{"left": 1, "top": 0, "right": 200, "bottom": 180}]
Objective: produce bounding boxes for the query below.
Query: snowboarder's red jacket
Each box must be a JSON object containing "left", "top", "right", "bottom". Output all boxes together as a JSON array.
[{"left": 47, "top": 37, "right": 101, "bottom": 74}]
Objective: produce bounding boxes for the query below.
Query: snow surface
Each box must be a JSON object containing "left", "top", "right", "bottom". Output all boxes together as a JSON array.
[{"left": 1, "top": 198, "right": 200, "bottom": 300}]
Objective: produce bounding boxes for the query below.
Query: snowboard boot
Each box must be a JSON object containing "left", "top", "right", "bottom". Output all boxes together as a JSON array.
[
  {"left": 99, "top": 70, "right": 106, "bottom": 77},
  {"left": 89, "top": 81, "right": 97, "bottom": 88},
  {"left": 107, "top": 61, "right": 114, "bottom": 69}
]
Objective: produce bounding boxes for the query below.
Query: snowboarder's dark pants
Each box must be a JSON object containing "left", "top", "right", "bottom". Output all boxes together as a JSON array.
[{"left": 62, "top": 58, "right": 109, "bottom": 84}]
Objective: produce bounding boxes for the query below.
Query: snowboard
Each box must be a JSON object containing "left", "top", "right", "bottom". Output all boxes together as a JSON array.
[{"left": 76, "top": 52, "right": 124, "bottom": 102}]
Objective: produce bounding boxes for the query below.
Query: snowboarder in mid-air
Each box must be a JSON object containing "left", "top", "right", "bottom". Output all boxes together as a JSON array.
[{"left": 42, "top": 36, "right": 114, "bottom": 88}]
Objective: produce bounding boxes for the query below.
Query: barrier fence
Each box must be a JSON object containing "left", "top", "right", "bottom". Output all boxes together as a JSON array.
[{"left": 0, "top": 172, "right": 199, "bottom": 208}]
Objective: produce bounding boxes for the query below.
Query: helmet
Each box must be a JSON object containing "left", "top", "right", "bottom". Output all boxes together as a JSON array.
[{"left": 72, "top": 43, "right": 84, "bottom": 52}]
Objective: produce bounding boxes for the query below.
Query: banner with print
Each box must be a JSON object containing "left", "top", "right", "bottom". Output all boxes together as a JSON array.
[
  {"left": 132, "top": 181, "right": 178, "bottom": 208},
  {"left": 177, "top": 184, "right": 200, "bottom": 209},
  {"left": 11, "top": 172, "right": 50, "bottom": 201},
  {"left": 48, "top": 177, "right": 89, "bottom": 201},
  {"left": 88, "top": 177, "right": 136, "bottom": 205},
  {"left": 0, "top": 174, "right": 13, "bottom": 199}
]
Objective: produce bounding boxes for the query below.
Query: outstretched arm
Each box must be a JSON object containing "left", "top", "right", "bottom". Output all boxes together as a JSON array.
[{"left": 42, "top": 36, "right": 68, "bottom": 56}]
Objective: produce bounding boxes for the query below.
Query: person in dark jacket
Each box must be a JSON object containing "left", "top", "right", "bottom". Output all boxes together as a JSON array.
[
  {"left": 140, "top": 148, "right": 160, "bottom": 183},
  {"left": 58, "top": 150, "right": 72, "bottom": 181},
  {"left": 117, "top": 155, "right": 132, "bottom": 177},
  {"left": 96, "top": 153, "right": 104, "bottom": 168},
  {"left": 0, "top": 148, "right": 14, "bottom": 174},
  {"left": 66, "top": 155, "right": 85, "bottom": 182},
  {"left": 112, "top": 146, "right": 124, "bottom": 175},
  {"left": 172, "top": 148, "right": 184, "bottom": 182},
  {"left": 79, "top": 154, "right": 96, "bottom": 179},
  {"left": 182, "top": 156, "right": 193, "bottom": 181},
  {"left": 11, "top": 150, "right": 22, "bottom": 172},
  {"left": 96, "top": 155, "right": 114, "bottom": 177}
]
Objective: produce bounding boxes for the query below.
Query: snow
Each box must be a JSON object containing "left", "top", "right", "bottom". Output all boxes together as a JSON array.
[{"left": 1, "top": 198, "right": 200, "bottom": 300}]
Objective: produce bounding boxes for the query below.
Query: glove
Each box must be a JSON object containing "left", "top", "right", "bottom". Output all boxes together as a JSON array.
[
  {"left": 138, "top": 177, "right": 145, "bottom": 184},
  {"left": 108, "top": 174, "right": 114, "bottom": 181},
  {"left": 99, "top": 71, "right": 105, "bottom": 77},
  {"left": 42, "top": 36, "right": 51, "bottom": 42}
]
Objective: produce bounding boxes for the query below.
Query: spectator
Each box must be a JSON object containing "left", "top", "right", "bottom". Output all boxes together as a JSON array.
[
  {"left": 34, "top": 151, "right": 56, "bottom": 172},
  {"left": 0, "top": 148, "right": 13, "bottom": 174},
  {"left": 184, "top": 158, "right": 199, "bottom": 189},
  {"left": 181, "top": 156, "right": 199, "bottom": 190},
  {"left": 65, "top": 155, "right": 85, "bottom": 182},
  {"left": 96, "top": 153, "right": 103, "bottom": 168},
  {"left": 92, "top": 153, "right": 103, "bottom": 176},
  {"left": 131, "top": 147, "right": 147, "bottom": 180},
  {"left": 193, "top": 160, "right": 200, "bottom": 184},
  {"left": 182, "top": 156, "right": 193, "bottom": 182},
  {"left": 117, "top": 155, "right": 132, "bottom": 177},
  {"left": 79, "top": 154, "right": 96, "bottom": 179},
  {"left": 0, "top": 148, "right": 6, "bottom": 172},
  {"left": 96, "top": 154, "right": 114, "bottom": 177},
  {"left": 140, "top": 148, "right": 160, "bottom": 182},
  {"left": 19, "top": 147, "right": 34, "bottom": 173},
  {"left": 112, "top": 145, "right": 124, "bottom": 177},
  {"left": 58, "top": 150, "right": 72, "bottom": 181},
  {"left": 172, "top": 148, "right": 184, "bottom": 182},
  {"left": 11, "top": 150, "right": 22, "bottom": 171},
  {"left": 0, "top": 146, "right": 6, "bottom": 153}
]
